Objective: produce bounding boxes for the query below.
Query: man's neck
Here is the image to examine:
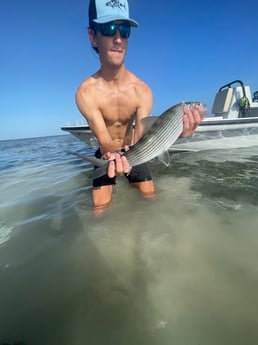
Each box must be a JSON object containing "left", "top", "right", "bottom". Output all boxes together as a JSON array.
[{"left": 99, "top": 64, "right": 127, "bottom": 83}]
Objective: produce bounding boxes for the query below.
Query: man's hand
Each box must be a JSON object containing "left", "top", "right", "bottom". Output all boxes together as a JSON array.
[
  {"left": 180, "top": 104, "right": 205, "bottom": 138},
  {"left": 102, "top": 146, "right": 130, "bottom": 178}
]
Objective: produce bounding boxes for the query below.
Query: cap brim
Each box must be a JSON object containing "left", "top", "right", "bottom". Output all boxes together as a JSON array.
[{"left": 93, "top": 16, "right": 138, "bottom": 27}]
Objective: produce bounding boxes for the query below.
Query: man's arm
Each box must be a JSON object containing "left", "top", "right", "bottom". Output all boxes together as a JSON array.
[
  {"left": 76, "top": 82, "right": 119, "bottom": 154},
  {"left": 76, "top": 81, "right": 130, "bottom": 177},
  {"left": 133, "top": 82, "right": 153, "bottom": 144}
]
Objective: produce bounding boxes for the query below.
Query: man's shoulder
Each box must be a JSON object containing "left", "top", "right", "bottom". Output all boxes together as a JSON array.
[
  {"left": 77, "top": 74, "right": 98, "bottom": 94},
  {"left": 75, "top": 75, "right": 100, "bottom": 112},
  {"left": 126, "top": 70, "right": 152, "bottom": 95},
  {"left": 127, "top": 70, "right": 147, "bottom": 85}
]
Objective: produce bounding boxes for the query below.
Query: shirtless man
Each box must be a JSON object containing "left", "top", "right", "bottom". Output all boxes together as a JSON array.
[{"left": 76, "top": 0, "right": 203, "bottom": 215}]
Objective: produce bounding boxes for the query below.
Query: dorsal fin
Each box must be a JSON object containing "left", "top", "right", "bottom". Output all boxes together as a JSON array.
[{"left": 141, "top": 116, "right": 158, "bottom": 134}]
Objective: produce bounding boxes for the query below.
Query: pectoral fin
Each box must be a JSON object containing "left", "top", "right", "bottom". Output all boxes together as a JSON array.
[{"left": 157, "top": 150, "right": 170, "bottom": 166}]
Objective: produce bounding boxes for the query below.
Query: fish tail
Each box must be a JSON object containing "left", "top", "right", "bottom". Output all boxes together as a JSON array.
[
  {"left": 92, "top": 166, "right": 110, "bottom": 179},
  {"left": 68, "top": 151, "right": 108, "bottom": 169}
]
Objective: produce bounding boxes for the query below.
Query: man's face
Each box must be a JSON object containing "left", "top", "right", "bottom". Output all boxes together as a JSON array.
[{"left": 89, "top": 21, "right": 129, "bottom": 67}]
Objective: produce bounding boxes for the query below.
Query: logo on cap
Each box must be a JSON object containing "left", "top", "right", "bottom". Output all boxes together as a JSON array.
[{"left": 105, "top": 0, "right": 126, "bottom": 11}]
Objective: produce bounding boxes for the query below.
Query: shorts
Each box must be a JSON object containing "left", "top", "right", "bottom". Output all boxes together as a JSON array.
[{"left": 93, "top": 148, "right": 153, "bottom": 187}]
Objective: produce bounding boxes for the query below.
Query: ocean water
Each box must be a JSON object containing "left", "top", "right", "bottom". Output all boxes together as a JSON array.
[{"left": 1, "top": 135, "right": 258, "bottom": 345}]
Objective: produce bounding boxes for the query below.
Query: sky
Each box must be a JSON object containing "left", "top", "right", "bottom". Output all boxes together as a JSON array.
[{"left": 0, "top": 0, "right": 258, "bottom": 140}]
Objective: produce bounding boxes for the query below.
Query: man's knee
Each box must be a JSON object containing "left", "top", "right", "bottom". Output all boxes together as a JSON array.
[
  {"left": 133, "top": 181, "right": 156, "bottom": 197},
  {"left": 92, "top": 185, "right": 113, "bottom": 207}
]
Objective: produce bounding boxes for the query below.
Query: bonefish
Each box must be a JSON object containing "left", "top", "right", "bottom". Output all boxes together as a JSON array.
[{"left": 69, "top": 102, "right": 207, "bottom": 178}]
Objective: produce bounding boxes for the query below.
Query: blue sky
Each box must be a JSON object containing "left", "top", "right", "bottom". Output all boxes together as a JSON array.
[{"left": 1, "top": 0, "right": 258, "bottom": 140}]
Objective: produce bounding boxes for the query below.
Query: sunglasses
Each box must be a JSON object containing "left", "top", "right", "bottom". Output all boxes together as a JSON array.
[{"left": 92, "top": 22, "right": 131, "bottom": 39}]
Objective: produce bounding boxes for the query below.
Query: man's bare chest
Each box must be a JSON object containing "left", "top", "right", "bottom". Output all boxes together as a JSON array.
[{"left": 97, "top": 88, "right": 137, "bottom": 124}]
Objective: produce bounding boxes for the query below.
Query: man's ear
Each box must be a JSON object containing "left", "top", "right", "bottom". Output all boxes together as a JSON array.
[{"left": 88, "top": 28, "right": 98, "bottom": 49}]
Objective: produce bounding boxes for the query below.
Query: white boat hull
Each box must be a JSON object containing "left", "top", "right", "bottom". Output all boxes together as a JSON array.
[{"left": 171, "top": 117, "right": 258, "bottom": 151}]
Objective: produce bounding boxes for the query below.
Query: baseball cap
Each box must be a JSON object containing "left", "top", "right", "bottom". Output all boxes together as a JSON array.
[{"left": 89, "top": 0, "right": 138, "bottom": 27}]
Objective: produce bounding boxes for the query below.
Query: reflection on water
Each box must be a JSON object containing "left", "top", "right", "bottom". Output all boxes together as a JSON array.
[{"left": 1, "top": 137, "right": 258, "bottom": 344}]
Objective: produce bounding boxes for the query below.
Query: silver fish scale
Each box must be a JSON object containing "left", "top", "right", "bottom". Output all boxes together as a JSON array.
[{"left": 125, "top": 104, "right": 184, "bottom": 167}]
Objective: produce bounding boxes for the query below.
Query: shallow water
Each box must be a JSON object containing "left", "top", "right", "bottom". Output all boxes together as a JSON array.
[{"left": 1, "top": 135, "right": 258, "bottom": 345}]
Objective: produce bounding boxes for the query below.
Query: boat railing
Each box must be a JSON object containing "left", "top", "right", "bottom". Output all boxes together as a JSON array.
[{"left": 218, "top": 80, "right": 246, "bottom": 98}]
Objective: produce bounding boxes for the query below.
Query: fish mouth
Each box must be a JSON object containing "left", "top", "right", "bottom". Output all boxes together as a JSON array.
[
  {"left": 198, "top": 103, "right": 208, "bottom": 117},
  {"left": 183, "top": 102, "right": 208, "bottom": 117}
]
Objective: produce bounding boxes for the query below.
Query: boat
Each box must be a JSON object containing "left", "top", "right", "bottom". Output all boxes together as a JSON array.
[{"left": 61, "top": 80, "right": 258, "bottom": 152}]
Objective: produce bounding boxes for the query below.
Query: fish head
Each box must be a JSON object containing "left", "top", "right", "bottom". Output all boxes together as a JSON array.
[{"left": 183, "top": 102, "right": 208, "bottom": 117}]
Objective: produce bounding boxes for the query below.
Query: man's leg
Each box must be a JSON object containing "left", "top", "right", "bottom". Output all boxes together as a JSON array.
[
  {"left": 133, "top": 180, "right": 156, "bottom": 200},
  {"left": 92, "top": 185, "right": 114, "bottom": 217},
  {"left": 92, "top": 148, "right": 116, "bottom": 216},
  {"left": 126, "top": 163, "right": 156, "bottom": 200}
]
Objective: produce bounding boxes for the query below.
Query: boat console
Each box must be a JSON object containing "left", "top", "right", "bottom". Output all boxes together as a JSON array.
[{"left": 212, "top": 80, "right": 258, "bottom": 119}]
